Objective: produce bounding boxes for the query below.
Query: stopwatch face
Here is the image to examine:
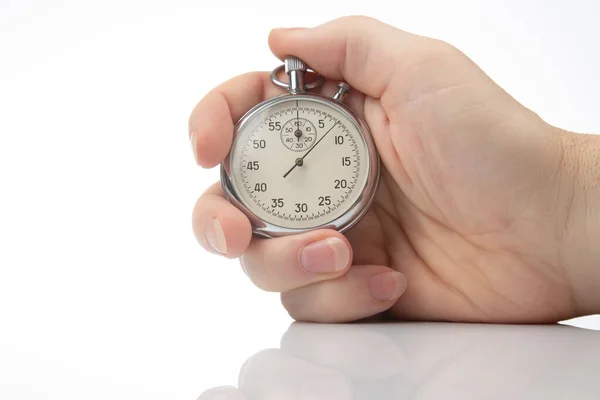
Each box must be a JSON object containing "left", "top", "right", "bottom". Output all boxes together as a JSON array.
[{"left": 222, "top": 93, "right": 379, "bottom": 237}]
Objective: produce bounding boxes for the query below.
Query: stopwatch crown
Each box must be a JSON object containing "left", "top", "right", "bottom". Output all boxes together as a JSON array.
[{"left": 284, "top": 56, "right": 307, "bottom": 74}]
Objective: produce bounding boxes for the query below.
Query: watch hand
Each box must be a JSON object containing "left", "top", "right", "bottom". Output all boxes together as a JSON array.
[
  {"left": 283, "top": 158, "right": 303, "bottom": 178},
  {"left": 283, "top": 121, "right": 340, "bottom": 178},
  {"left": 296, "top": 100, "right": 300, "bottom": 142}
]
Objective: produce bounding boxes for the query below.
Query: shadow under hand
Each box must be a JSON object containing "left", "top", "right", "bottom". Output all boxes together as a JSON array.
[{"left": 198, "top": 322, "right": 600, "bottom": 400}]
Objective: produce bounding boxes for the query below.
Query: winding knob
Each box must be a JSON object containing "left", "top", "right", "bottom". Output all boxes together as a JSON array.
[{"left": 284, "top": 56, "right": 307, "bottom": 74}]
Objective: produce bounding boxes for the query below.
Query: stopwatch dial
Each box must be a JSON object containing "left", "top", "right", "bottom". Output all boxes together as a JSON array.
[{"left": 230, "top": 97, "right": 370, "bottom": 230}]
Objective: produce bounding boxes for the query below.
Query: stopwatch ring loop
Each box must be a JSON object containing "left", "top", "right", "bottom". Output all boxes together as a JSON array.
[{"left": 270, "top": 65, "right": 324, "bottom": 91}]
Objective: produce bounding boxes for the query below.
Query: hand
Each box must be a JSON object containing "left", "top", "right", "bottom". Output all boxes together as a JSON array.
[{"left": 189, "top": 16, "right": 600, "bottom": 323}]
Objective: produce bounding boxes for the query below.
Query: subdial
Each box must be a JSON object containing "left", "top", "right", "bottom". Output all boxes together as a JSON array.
[{"left": 280, "top": 118, "right": 317, "bottom": 152}]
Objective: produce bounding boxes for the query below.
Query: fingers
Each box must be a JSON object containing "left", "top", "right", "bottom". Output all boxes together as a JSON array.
[
  {"left": 188, "top": 71, "right": 282, "bottom": 168},
  {"left": 192, "top": 182, "right": 252, "bottom": 259},
  {"left": 240, "top": 229, "right": 352, "bottom": 293},
  {"left": 281, "top": 265, "right": 407, "bottom": 323},
  {"left": 193, "top": 186, "right": 357, "bottom": 293},
  {"left": 192, "top": 187, "right": 406, "bottom": 324},
  {"left": 267, "top": 17, "right": 409, "bottom": 99},
  {"left": 268, "top": 16, "right": 457, "bottom": 101}
]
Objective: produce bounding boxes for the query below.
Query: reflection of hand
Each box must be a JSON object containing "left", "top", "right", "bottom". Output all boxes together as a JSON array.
[
  {"left": 197, "top": 387, "right": 246, "bottom": 400},
  {"left": 190, "top": 15, "right": 600, "bottom": 323},
  {"left": 197, "top": 323, "right": 408, "bottom": 400},
  {"left": 197, "top": 323, "right": 600, "bottom": 400}
]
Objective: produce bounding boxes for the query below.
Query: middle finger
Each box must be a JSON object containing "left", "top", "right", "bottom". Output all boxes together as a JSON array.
[{"left": 241, "top": 229, "right": 352, "bottom": 292}]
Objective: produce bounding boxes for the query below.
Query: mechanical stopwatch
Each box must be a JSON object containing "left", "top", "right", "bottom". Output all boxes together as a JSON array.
[{"left": 220, "top": 56, "right": 380, "bottom": 238}]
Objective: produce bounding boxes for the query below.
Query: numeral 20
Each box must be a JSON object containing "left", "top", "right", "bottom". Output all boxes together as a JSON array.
[{"left": 334, "top": 179, "right": 347, "bottom": 189}]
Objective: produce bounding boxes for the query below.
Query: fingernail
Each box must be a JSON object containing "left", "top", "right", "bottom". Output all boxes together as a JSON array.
[
  {"left": 205, "top": 218, "right": 226, "bottom": 253},
  {"left": 299, "top": 237, "right": 349, "bottom": 274},
  {"left": 190, "top": 131, "right": 199, "bottom": 165},
  {"left": 369, "top": 272, "right": 406, "bottom": 301}
]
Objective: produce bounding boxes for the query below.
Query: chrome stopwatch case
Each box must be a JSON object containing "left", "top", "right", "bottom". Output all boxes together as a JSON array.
[{"left": 220, "top": 56, "right": 380, "bottom": 238}]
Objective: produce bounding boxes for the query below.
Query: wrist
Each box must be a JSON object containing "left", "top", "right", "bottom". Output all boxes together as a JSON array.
[{"left": 555, "top": 128, "right": 600, "bottom": 315}]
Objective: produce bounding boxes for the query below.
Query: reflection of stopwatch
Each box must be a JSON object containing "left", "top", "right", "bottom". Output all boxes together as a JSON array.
[{"left": 221, "top": 56, "right": 380, "bottom": 238}]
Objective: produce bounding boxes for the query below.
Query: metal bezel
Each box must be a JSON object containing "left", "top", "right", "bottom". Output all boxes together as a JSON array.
[{"left": 220, "top": 92, "right": 380, "bottom": 238}]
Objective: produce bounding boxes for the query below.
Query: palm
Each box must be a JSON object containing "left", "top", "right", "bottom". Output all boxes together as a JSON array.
[{"left": 344, "top": 54, "right": 574, "bottom": 323}]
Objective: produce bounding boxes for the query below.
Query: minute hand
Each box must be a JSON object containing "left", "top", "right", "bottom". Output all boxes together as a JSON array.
[{"left": 283, "top": 121, "right": 340, "bottom": 178}]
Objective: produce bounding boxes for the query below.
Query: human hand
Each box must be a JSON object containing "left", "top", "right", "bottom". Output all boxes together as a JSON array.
[{"left": 189, "top": 16, "right": 600, "bottom": 323}]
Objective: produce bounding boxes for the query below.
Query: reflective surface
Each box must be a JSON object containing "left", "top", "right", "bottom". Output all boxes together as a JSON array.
[{"left": 198, "top": 322, "right": 600, "bottom": 400}]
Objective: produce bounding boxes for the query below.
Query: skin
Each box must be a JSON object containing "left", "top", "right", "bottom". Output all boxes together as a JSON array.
[{"left": 189, "top": 16, "right": 600, "bottom": 323}]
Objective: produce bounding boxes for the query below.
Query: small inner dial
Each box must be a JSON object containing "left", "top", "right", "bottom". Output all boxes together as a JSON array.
[{"left": 280, "top": 118, "right": 317, "bottom": 151}]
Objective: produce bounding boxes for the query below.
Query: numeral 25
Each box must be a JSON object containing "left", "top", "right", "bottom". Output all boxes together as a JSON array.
[{"left": 318, "top": 196, "right": 331, "bottom": 206}]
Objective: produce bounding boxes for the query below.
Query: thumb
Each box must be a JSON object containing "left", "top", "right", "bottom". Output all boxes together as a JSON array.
[{"left": 268, "top": 16, "right": 440, "bottom": 99}]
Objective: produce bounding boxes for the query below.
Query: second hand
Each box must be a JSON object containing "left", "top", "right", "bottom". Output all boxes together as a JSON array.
[{"left": 283, "top": 120, "right": 340, "bottom": 178}]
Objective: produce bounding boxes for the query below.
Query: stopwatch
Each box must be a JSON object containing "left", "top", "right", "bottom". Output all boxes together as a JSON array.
[{"left": 220, "top": 56, "right": 380, "bottom": 238}]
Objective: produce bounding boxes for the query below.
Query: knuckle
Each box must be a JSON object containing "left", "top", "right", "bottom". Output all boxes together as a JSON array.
[
  {"left": 336, "top": 15, "right": 381, "bottom": 27},
  {"left": 281, "top": 291, "right": 306, "bottom": 321},
  {"left": 422, "top": 37, "right": 466, "bottom": 63},
  {"left": 281, "top": 283, "right": 350, "bottom": 323},
  {"left": 191, "top": 195, "right": 208, "bottom": 225},
  {"left": 200, "top": 182, "right": 224, "bottom": 199},
  {"left": 239, "top": 254, "right": 273, "bottom": 292},
  {"left": 188, "top": 101, "right": 201, "bottom": 132},
  {"left": 315, "top": 293, "right": 349, "bottom": 320}
]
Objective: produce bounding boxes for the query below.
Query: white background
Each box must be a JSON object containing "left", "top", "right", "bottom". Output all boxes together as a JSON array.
[{"left": 1, "top": 1, "right": 599, "bottom": 399}]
